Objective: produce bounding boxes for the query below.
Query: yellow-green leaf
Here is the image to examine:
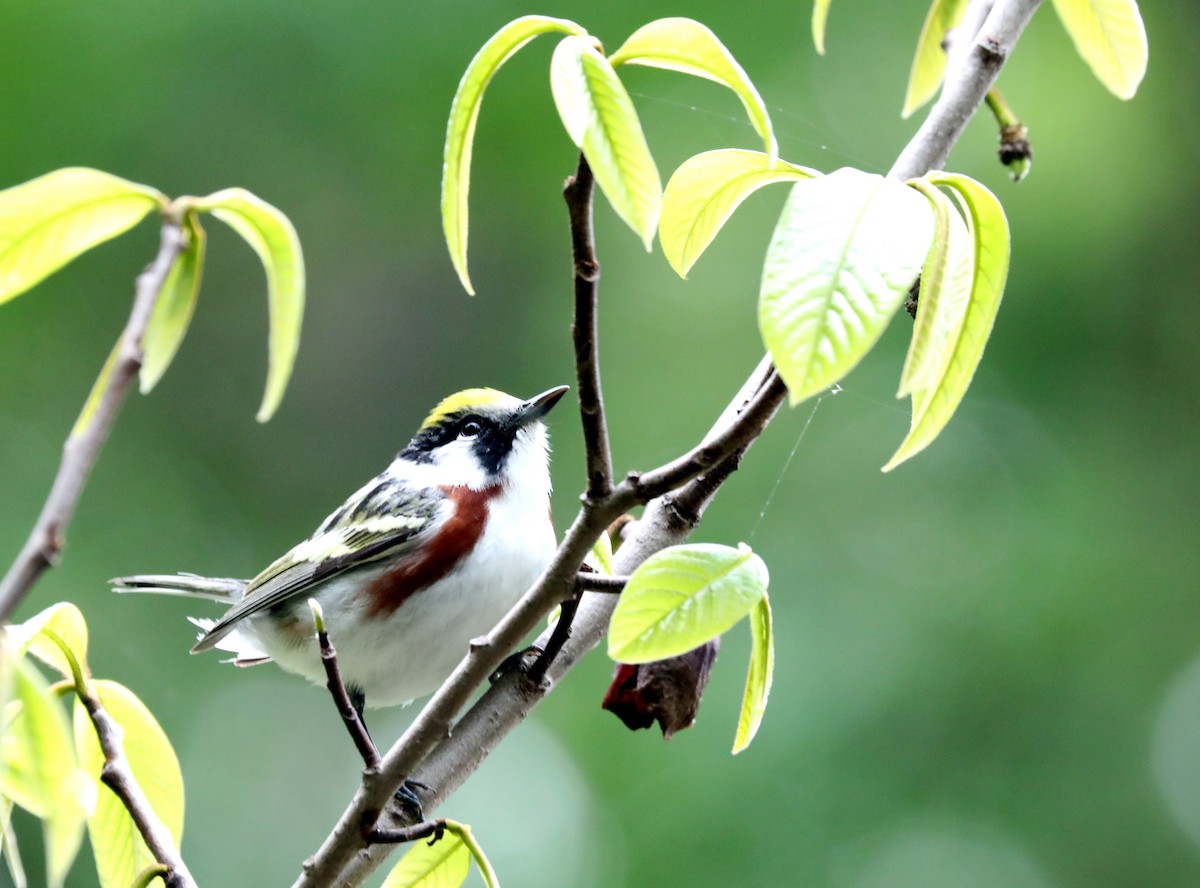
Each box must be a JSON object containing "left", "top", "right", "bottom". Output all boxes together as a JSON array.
[
  {"left": 381, "top": 827, "right": 470, "bottom": 888},
  {"left": 661, "top": 149, "right": 818, "bottom": 278},
  {"left": 70, "top": 337, "right": 122, "bottom": 439},
  {"left": 1, "top": 658, "right": 89, "bottom": 888},
  {"left": 884, "top": 173, "right": 1009, "bottom": 471},
  {"left": 812, "top": 0, "right": 832, "bottom": 55},
  {"left": 1050, "top": 0, "right": 1148, "bottom": 99},
  {"left": 551, "top": 35, "right": 662, "bottom": 249},
  {"left": 759, "top": 168, "right": 934, "bottom": 405},
  {"left": 733, "top": 593, "right": 774, "bottom": 754},
  {"left": 190, "top": 189, "right": 305, "bottom": 422},
  {"left": 7, "top": 603, "right": 88, "bottom": 681},
  {"left": 898, "top": 179, "right": 974, "bottom": 397},
  {"left": 140, "top": 215, "right": 206, "bottom": 394},
  {"left": 442, "top": 16, "right": 587, "bottom": 295},
  {"left": 902, "top": 0, "right": 970, "bottom": 118},
  {"left": 608, "top": 543, "right": 768, "bottom": 664},
  {"left": 72, "top": 680, "right": 184, "bottom": 888},
  {"left": 608, "top": 18, "right": 777, "bottom": 159},
  {"left": 585, "top": 530, "right": 614, "bottom": 576},
  {"left": 1, "top": 796, "right": 28, "bottom": 888},
  {"left": 449, "top": 820, "right": 500, "bottom": 888},
  {"left": 0, "top": 168, "right": 165, "bottom": 305}
]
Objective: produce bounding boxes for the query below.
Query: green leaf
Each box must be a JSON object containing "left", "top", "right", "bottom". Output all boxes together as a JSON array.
[
  {"left": 448, "top": 820, "right": 500, "bottom": 888},
  {"left": 883, "top": 173, "right": 1010, "bottom": 471},
  {"left": 1050, "top": 0, "right": 1148, "bottom": 99},
  {"left": 69, "top": 336, "right": 123, "bottom": 439},
  {"left": 1, "top": 658, "right": 90, "bottom": 888},
  {"left": 608, "top": 18, "right": 777, "bottom": 159},
  {"left": 733, "top": 593, "right": 774, "bottom": 755},
  {"left": 608, "top": 543, "right": 768, "bottom": 663},
  {"left": 902, "top": 0, "right": 970, "bottom": 118},
  {"left": 759, "top": 168, "right": 934, "bottom": 405},
  {"left": 442, "top": 16, "right": 587, "bottom": 295},
  {"left": 898, "top": 179, "right": 974, "bottom": 397},
  {"left": 660, "top": 149, "right": 818, "bottom": 278},
  {"left": 1, "top": 796, "right": 29, "bottom": 888},
  {"left": 190, "top": 189, "right": 305, "bottom": 422},
  {"left": 551, "top": 35, "right": 662, "bottom": 249},
  {"left": 8, "top": 603, "right": 89, "bottom": 681},
  {"left": 381, "top": 827, "right": 470, "bottom": 888},
  {"left": 71, "top": 680, "right": 184, "bottom": 888},
  {"left": 0, "top": 168, "right": 165, "bottom": 306},
  {"left": 140, "top": 215, "right": 206, "bottom": 394},
  {"left": 585, "top": 530, "right": 614, "bottom": 576},
  {"left": 812, "top": 0, "right": 832, "bottom": 55}
]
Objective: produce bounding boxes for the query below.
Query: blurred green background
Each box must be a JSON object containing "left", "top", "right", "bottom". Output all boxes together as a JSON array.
[{"left": 2, "top": 1, "right": 1198, "bottom": 886}]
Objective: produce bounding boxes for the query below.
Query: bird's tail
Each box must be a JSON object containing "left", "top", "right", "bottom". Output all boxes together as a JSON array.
[{"left": 110, "top": 573, "right": 249, "bottom": 603}]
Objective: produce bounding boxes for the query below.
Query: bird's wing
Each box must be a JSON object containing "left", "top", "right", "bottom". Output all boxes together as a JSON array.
[{"left": 192, "top": 475, "right": 445, "bottom": 652}]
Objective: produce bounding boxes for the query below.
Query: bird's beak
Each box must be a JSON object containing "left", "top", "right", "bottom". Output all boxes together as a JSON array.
[{"left": 517, "top": 385, "right": 569, "bottom": 425}]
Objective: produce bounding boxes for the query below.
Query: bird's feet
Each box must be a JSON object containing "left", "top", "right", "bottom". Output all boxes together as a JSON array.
[{"left": 392, "top": 779, "right": 431, "bottom": 822}]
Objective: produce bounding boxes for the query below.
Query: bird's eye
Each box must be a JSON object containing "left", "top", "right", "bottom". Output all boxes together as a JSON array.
[{"left": 460, "top": 420, "right": 483, "bottom": 438}]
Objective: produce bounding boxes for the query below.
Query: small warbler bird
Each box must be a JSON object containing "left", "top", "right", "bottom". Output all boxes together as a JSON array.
[{"left": 114, "top": 385, "right": 567, "bottom": 712}]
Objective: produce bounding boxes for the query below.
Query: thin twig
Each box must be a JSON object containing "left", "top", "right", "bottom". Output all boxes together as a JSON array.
[
  {"left": 574, "top": 574, "right": 628, "bottom": 594},
  {"left": 316, "top": 623, "right": 380, "bottom": 769},
  {"left": 367, "top": 819, "right": 445, "bottom": 846},
  {"left": 526, "top": 592, "right": 580, "bottom": 686},
  {"left": 564, "top": 153, "right": 613, "bottom": 500},
  {"left": 308, "top": 4, "right": 1044, "bottom": 884},
  {"left": 0, "top": 221, "right": 187, "bottom": 621}
]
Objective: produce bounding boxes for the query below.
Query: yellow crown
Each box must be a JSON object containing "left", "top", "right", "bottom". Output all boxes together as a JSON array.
[{"left": 420, "top": 388, "right": 517, "bottom": 430}]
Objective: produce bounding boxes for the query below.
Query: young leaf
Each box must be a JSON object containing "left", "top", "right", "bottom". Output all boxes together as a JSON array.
[
  {"left": 898, "top": 179, "right": 974, "bottom": 397},
  {"left": 448, "top": 820, "right": 500, "bottom": 888},
  {"left": 190, "top": 189, "right": 305, "bottom": 422},
  {"left": 7, "top": 602, "right": 89, "bottom": 681},
  {"left": 0, "top": 168, "right": 165, "bottom": 305},
  {"left": 660, "top": 149, "right": 818, "bottom": 278},
  {"left": 69, "top": 337, "right": 123, "bottom": 439},
  {"left": 1050, "top": 0, "right": 1148, "bottom": 99},
  {"left": 759, "top": 168, "right": 935, "bottom": 405},
  {"left": 381, "top": 826, "right": 470, "bottom": 888},
  {"left": 812, "top": 0, "right": 833, "bottom": 55},
  {"left": 608, "top": 18, "right": 778, "bottom": 159},
  {"left": 551, "top": 35, "right": 662, "bottom": 249},
  {"left": 1, "top": 658, "right": 89, "bottom": 888},
  {"left": 883, "top": 173, "right": 1010, "bottom": 471},
  {"left": 1, "top": 797, "right": 29, "bottom": 888},
  {"left": 902, "top": 0, "right": 970, "bottom": 118},
  {"left": 585, "top": 529, "right": 614, "bottom": 576},
  {"left": 442, "top": 15, "right": 587, "bottom": 295},
  {"left": 733, "top": 593, "right": 774, "bottom": 754},
  {"left": 140, "top": 214, "right": 206, "bottom": 394},
  {"left": 608, "top": 543, "right": 768, "bottom": 663},
  {"left": 72, "top": 681, "right": 184, "bottom": 888}
]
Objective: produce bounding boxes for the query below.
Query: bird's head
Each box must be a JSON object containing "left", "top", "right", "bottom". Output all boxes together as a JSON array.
[{"left": 398, "top": 385, "right": 569, "bottom": 491}]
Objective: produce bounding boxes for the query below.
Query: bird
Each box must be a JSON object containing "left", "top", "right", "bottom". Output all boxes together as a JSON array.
[{"left": 114, "top": 385, "right": 568, "bottom": 715}]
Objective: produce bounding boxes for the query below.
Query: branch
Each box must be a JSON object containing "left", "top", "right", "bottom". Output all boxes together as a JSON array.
[
  {"left": 311, "top": 3, "right": 1044, "bottom": 882},
  {"left": 311, "top": 602, "right": 380, "bottom": 769},
  {"left": 565, "top": 153, "right": 613, "bottom": 500},
  {"left": 0, "top": 221, "right": 187, "bottom": 621}
]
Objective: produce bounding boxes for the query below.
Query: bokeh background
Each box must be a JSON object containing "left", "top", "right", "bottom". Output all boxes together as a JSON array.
[{"left": 2, "top": 1, "right": 1198, "bottom": 885}]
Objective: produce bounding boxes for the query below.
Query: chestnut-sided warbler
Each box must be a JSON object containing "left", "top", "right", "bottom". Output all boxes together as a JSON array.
[{"left": 114, "top": 385, "right": 567, "bottom": 711}]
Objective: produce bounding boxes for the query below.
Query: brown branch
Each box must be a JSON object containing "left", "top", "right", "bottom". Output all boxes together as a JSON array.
[
  {"left": 314, "top": 614, "right": 380, "bottom": 769},
  {"left": 0, "top": 220, "right": 187, "bottom": 621},
  {"left": 565, "top": 153, "right": 613, "bottom": 500}
]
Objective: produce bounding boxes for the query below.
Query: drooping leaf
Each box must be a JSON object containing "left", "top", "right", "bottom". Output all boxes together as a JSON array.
[
  {"left": 190, "top": 189, "right": 305, "bottom": 422},
  {"left": 140, "top": 214, "right": 206, "bottom": 394},
  {"left": 812, "top": 0, "right": 833, "bottom": 55},
  {"left": 902, "top": 0, "right": 970, "bottom": 117},
  {"left": 884, "top": 173, "right": 1009, "bottom": 471},
  {"left": 551, "top": 35, "right": 662, "bottom": 249},
  {"left": 70, "top": 337, "right": 123, "bottom": 439},
  {"left": 442, "top": 16, "right": 587, "bottom": 295},
  {"left": 0, "top": 168, "right": 165, "bottom": 305},
  {"left": 381, "top": 826, "right": 470, "bottom": 888},
  {"left": 660, "top": 149, "right": 818, "bottom": 278},
  {"left": 1050, "top": 0, "right": 1148, "bottom": 99},
  {"left": 1, "top": 796, "right": 29, "bottom": 888},
  {"left": 72, "top": 681, "right": 184, "bottom": 888},
  {"left": 898, "top": 179, "right": 974, "bottom": 397},
  {"left": 759, "top": 168, "right": 934, "bottom": 405},
  {"left": 608, "top": 18, "right": 777, "bottom": 158},
  {"left": 8, "top": 603, "right": 88, "bottom": 681},
  {"left": 1, "top": 658, "right": 90, "bottom": 888},
  {"left": 608, "top": 543, "right": 768, "bottom": 663},
  {"left": 733, "top": 594, "right": 774, "bottom": 754},
  {"left": 449, "top": 820, "right": 500, "bottom": 888}
]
